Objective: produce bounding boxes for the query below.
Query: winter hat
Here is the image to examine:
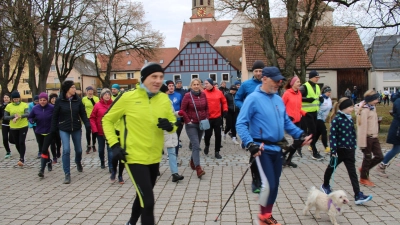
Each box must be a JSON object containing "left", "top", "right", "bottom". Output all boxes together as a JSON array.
[
  {"left": 165, "top": 80, "right": 174, "bottom": 86},
  {"left": 262, "top": 67, "right": 286, "bottom": 81},
  {"left": 230, "top": 86, "right": 238, "bottom": 91},
  {"left": 100, "top": 88, "right": 111, "bottom": 99},
  {"left": 33, "top": 95, "right": 39, "bottom": 101},
  {"left": 111, "top": 84, "right": 120, "bottom": 90},
  {"left": 86, "top": 86, "right": 94, "bottom": 91},
  {"left": 61, "top": 80, "right": 75, "bottom": 94},
  {"left": 234, "top": 80, "right": 241, "bottom": 85},
  {"left": 140, "top": 62, "right": 163, "bottom": 82},
  {"left": 339, "top": 98, "right": 353, "bottom": 110},
  {"left": 11, "top": 91, "right": 20, "bottom": 99},
  {"left": 49, "top": 93, "right": 58, "bottom": 99},
  {"left": 160, "top": 84, "right": 168, "bottom": 93},
  {"left": 38, "top": 92, "right": 48, "bottom": 101},
  {"left": 175, "top": 79, "right": 182, "bottom": 84},
  {"left": 205, "top": 78, "right": 214, "bottom": 85},
  {"left": 308, "top": 70, "right": 319, "bottom": 79},
  {"left": 252, "top": 60, "right": 265, "bottom": 71}
]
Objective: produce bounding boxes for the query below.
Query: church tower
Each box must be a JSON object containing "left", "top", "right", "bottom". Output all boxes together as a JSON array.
[{"left": 190, "top": 0, "right": 215, "bottom": 22}]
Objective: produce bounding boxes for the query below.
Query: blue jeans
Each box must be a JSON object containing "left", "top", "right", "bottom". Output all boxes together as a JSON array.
[
  {"left": 167, "top": 147, "right": 178, "bottom": 174},
  {"left": 97, "top": 135, "right": 113, "bottom": 169},
  {"left": 382, "top": 145, "right": 400, "bottom": 164},
  {"left": 59, "top": 130, "right": 83, "bottom": 175}
]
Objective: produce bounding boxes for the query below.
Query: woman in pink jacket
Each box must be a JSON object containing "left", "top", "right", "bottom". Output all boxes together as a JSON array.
[
  {"left": 281, "top": 76, "right": 307, "bottom": 168},
  {"left": 90, "top": 88, "right": 122, "bottom": 182}
]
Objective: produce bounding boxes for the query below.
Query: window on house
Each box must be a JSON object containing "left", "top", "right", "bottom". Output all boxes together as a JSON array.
[
  {"left": 214, "top": 59, "right": 218, "bottom": 65},
  {"left": 50, "top": 65, "right": 56, "bottom": 71},
  {"left": 173, "top": 74, "right": 181, "bottom": 83},
  {"left": 111, "top": 74, "right": 117, "bottom": 80},
  {"left": 222, "top": 73, "right": 229, "bottom": 82},
  {"left": 24, "top": 90, "right": 31, "bottom": 95},
  {"left": 197, "top": 43, "right": 200, "bottom": 48},
  {"left": 127, "top": 73, "right": 133, "bottom": 79},
  {"left": 191, "top": 74, "right": 199, "bottom": 79},
  {"left": 200, "top": 0, "right": 203, "bottom": 5},
  {"left": 208, "top": 0, "right": 211, "bottom": 5},
  {"left": 209, "top": 73, "right": 216, "bottom": 82},
  {"left": 180, "top": 60, "right": 184, "bottom": 66}
]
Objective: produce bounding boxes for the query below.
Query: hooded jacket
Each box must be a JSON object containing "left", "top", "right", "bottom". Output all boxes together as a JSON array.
[
  {"left": 236, "top": 84, "right": 303, "bottom": 152},
  {"left": 203, "top": 87, "right": 228, "bottom": 119},
  {"left": 90, "top": 98, "right": 113, "bottom": 136},
  {"left": 355, "top": 101, "right": 379, "bottom": 148},
  {"left": 102, "top": 86, "right": 177, "bottom": 165},
  {"left": 224, "top": 92, "right": 239, "bottom": 113},
  {"left": 51, "top": 93, "right": 90, "bottom": 133},
  {"left": 28, "top": 103, "right": 54, "bottom": 134}
]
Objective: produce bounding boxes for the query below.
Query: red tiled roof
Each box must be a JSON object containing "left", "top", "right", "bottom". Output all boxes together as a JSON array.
[
  {"left": 97, "top": 48, "right": 179, "bottom": 72},
  {"left": 214, "top": 45, "right": 242, "bottom": 70},
  {"left": 179, "top": 20, "right": 231, "bottom": 49},
  {"left": 243, "top": 21, "right": 371, "bottom": 70}
]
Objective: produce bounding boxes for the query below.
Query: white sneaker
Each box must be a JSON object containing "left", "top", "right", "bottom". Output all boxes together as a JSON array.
[
  {"left": 223, "top": 134, "right": 226, "bottom": 142},
  {"left": 232, "top": 137, "right": 239, "bottom": 145}
]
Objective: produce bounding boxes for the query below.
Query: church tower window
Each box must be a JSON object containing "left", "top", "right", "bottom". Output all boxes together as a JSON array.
[
  {"left": 193, "top": 0, "right": 196, "bottom": 7},
  {"left": 200, "top": 0, "right": 203, "bottom": 5}
]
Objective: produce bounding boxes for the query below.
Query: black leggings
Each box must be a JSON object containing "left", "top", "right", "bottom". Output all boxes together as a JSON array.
[
  {"left": 36, "top": 133, "right": 56, "bottom": 159},
  {"left": 10, "top": 127, "right": 28, "bottom": 161},
  {"left": 311, "top": 119, "right": 328, "bottom": 153},
  {"left": 127, "top": 163, "right": 159, "bottom": 225},
  {"left": 51, "top": 130, "right": 61, "bottom": 157},
  {"left": 283, "top": 122, "right": 301, "bottom": 162},
  {"left": 2, "top": 125, "right": 11, "bottom": 153},
  {"left": 112, "top": 158, "right": 125, "bottom": 177},
  {"left": 224, "top": 111, "right": 238, "bottom": 137},
  {"left": 86, "top": 130, "right": 96, "bottom": 146}
]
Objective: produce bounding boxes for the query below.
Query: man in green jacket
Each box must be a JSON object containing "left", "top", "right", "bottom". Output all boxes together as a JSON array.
[
  {"left": 102, "top": 62, "right": 176, "bottom": 225},
  {"left": 81, "top": 86, "right": 99, "bottom": 153}
]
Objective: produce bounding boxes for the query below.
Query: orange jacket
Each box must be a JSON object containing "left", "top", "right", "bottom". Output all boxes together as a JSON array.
[
  {"left": 282, "top": 88, "right": 307, "bottom": 123},
  {"left": 204, "top": 88, "right": 228, "bottom": 119}
]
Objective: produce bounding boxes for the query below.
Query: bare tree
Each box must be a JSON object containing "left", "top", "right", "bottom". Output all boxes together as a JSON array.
[
  {"left": 89, "top": 0, "right": 164, "bottom": 88},
  {"left": 216, "top": 0, "right": 368, "bottom": 80}
]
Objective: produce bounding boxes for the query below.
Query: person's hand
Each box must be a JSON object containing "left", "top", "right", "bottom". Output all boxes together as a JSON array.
[
  {"left": 247, "top": 143, "right": 261, "bottom": 157},
  {"left": 157, "top": 118, "right": 173, "bottom": 132},
  {"left": 330, "top": 151, "right": 337, "bottom": 158},
  {"left": 111, "top": 143, "right": 128, "bottom": 162},
  {"left": 222, "top": 111, "right": 228, "bottom": 118},
  {"left": 292, "top": 133, "right": 312, "bottom": 149}
]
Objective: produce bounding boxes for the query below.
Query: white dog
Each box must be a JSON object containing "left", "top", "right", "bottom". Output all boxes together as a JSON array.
[{"left": 303, "top": 186, "right": 349, "bottom": 225}]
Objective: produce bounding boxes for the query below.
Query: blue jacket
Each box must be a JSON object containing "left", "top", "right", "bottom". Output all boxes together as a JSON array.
[
  {"left": 236, "top": 85, "right": 303, "bottom": 152},
  {"left": 387, "top": 93, "right": 400, "bottom": 145},
  {"left": 28, "top": 103, "right": 54, "bottom": 134},
  {"left": 329, "top": 111, "right": 357, "bottom": 153},
  {"left": 168, "top": 92, "right": 182, "bottom": 121},
  {"left": 234, "top": 77, "right": 261, "bottom": 108},
  {"left": 28, "top": 102, "right": 37, "bottom": 128}
]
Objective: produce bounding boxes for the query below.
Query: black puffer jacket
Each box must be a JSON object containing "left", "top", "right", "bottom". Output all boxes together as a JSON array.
[
  {"left": 0, "top": 103, "right": 10, "bottom": 125},
  {"left": 224, "top": 92, "right": 239, "bottom": 113},
  {"left": 51, "top": 93, "right": 90, "bottom": 132}
]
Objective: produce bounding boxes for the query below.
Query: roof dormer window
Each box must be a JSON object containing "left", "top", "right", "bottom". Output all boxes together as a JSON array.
[
  {"left": 127, "top": 61, "right": 131, "bottom": 65},
  {"left": 160, "top": 59, "right": 164, "bottom": 64}
]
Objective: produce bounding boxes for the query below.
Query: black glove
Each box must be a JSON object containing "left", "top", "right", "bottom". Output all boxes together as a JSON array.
[
  {"left": 289, "top": 116, "right": 294, "bottom": 121},
  {"left": 319, "top": 96, "right": 324, "bottom": 103},
  {"left": 246, "top": 142, "right": 260, "bottom": 155},
  {"left": 157, "top": 118, "right": 173, "bottom": 132},
  {"left": 92, "top": 132, "right": 98, "bottom": 137},
  {"left": 292, "top": 132, "right": 307, "bottom": 149},
  {"left": 111, "top": 143, "right": 128, "bottom": 162},
  {"left": 223, "top": 111, "right": 228, "bottom": 118}
]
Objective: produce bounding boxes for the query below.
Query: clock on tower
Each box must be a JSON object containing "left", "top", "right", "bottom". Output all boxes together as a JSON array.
[{"left": 197, "top": 7, "right": 206, "bottom": 17}]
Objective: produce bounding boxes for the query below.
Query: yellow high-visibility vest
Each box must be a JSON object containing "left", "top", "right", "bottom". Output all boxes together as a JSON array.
[{"left": 301, "top": 82, "right": 320, "bottom": 112}]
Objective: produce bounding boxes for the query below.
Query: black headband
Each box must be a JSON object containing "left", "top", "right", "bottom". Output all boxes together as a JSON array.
[
  {"left": 339, "top": 99, "right": 353, "bottom": 110},
  {"left": 322, "top": 87, "right": 331, "bottom": 93},
  {"left": 364, "top": 93, "right": 380, "bottom": 103}
]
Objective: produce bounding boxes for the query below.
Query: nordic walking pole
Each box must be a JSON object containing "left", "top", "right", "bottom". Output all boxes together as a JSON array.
[{"left": 214, "top": 157, "right": 255, "bottom": 222}]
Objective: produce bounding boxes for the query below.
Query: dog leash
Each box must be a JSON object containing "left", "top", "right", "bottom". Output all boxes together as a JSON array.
[{"left": 329, "top": 156, "right": 338, "bottom": 188}]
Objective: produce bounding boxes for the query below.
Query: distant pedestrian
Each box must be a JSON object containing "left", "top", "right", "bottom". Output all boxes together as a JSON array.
[
  {"left": 223, "top": 85, "right": 239, "bottom": 145},
  {"left": 203, "top": 78, "right": 228, "bottom": 159},
  {"left": 174, "top": 79, "right": 187, "bottom": 97},
  {"left": 320, "top": 97, "right": 372, "bottom": 205},
  {"left": 344, "top": 88, "right": 352, "bottom": 98},
  {"left": 49, "top": 93, "right": 61, "bottom": 159},
  {"left": 90, "top": 88, "right": 114, "bottom": 174},
  {"left": 282, "top": 75, "right": 307, "bottom": 168},
  {"left": 111, "top": 83, "right": 121, "bottom": 100},
  {"left": 1, "top": 93, "right": 12, "bottom": 159},
  {"left": 29, "top": 92, "right": 55, "bottom": 177},
  {"left": 82, "top": 86, "right": 99, "bottom": 154},
  {"left": 165, "top": 80, "right": 183, "bottom": 161},
  {"left": 355, "top": 90, "right": 383, "bottom": 187},
  {"left": 383, "top": 89, "right": 390, "bottom": 106},
  {"left": 51, "top": 80, "right": 91, "bottom": 184},
  {"left": 234, "top": 80, "right": 241, "bottom": 89},
  {"left": 179, "top": 78, "right": 208, "bottom": 178},
  {"left": 352, "top": 86, "right": 358, "bottom": 104},
  {"left": 3, "top": 91, "right": 29, "bottom": 166},
  {"left": 219, "top": 81, "right": 229, "bottom": 94},
  {"left": 376, "top": 91, "right": 400, "bottom": 177}
]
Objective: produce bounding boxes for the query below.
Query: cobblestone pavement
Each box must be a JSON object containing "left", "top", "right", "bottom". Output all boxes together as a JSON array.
[{"left": 0, "top": 128, "right": 399, "bottom": 225}]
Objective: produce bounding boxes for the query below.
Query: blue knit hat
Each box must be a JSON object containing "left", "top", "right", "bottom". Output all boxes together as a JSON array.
[
  {"left": 206, "top": 78, "right": 214, "bottom": 85},
  {"left": 234, "top": 80, "right": 241, "bottom": 85},
  {"left": 111, "top": 84, "right": 120, "bottom": 90}
]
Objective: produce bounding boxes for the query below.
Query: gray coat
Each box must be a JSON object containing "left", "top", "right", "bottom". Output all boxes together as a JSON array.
[{"left": 386, "top": 93, "right": 400, "bottom": 145}]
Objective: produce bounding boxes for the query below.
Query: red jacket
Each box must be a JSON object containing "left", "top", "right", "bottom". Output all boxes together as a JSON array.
[
  {"left": 180, "top": 91, "right": 209, "bottom": 124},
  {"left": 282, "top": 88, "right": 306, "bottom": 123},
  {"left": 90, "top": 98, "right": 113, "bottom": 136},
  {"left": 204, "top": 87, "right": 228, "bottom": 119}
]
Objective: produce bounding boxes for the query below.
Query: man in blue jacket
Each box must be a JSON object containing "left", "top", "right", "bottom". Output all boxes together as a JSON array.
[
  {"left": 236, "top": 66, "right": 311, "bottom": 225},
  {"left": 165, "top": 80, "right": 183, "bottom": 159},
  {"left": 234, "top": 60, "right": 265, "bottom": 193}
]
